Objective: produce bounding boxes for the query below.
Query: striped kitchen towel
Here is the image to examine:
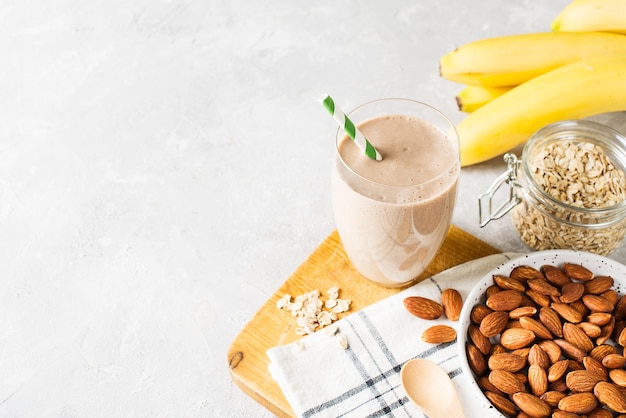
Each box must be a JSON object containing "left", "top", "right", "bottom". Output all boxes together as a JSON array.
[{"left": 267, "top": 252, "right": 521, "bottom": 418}]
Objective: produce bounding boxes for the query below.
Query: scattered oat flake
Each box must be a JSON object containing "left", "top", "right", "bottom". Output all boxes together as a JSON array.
[
  {"left": 317, "top": 311, "right": 334, "bottom": 327},
  {"left": 337, "top": 333, "right": 349, "bottom": 349},
  {"left": 331, "top": 299, "right": 351, "bottom": 313},
  {"left": 323, "top": 324, "right": 338, "bottom": 336},
  {"left": 276, "top": 294, "right": 291, "bottom": 309},
  {"left": 276, "top": 287, "right": 350, "bottom": 335}
]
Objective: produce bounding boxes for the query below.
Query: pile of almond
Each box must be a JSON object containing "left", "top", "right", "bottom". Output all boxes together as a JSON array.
[{"left": 466, "top": 262, "right": 626, "bottom": 418}]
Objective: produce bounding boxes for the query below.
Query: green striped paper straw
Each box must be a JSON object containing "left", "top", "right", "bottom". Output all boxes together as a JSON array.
[{"left": 320, "top": 94, "right": 382, "bottom": 161}]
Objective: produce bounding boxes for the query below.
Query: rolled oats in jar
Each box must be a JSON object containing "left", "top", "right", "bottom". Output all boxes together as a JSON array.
[{"left": 479, "top": 119, "right": 626, "bottom": 256}]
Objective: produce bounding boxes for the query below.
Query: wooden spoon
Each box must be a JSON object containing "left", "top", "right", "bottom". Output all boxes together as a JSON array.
[{"left": 400, "top": 358, "right": 465, "bottom": 418}]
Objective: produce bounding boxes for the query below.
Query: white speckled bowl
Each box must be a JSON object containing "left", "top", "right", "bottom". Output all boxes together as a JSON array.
[{"left": 457, "top": 250, "right": 626, "bottom": 416}]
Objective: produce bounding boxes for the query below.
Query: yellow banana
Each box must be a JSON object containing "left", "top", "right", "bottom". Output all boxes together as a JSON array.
[
  {"left": 455, "top": 85, "right": 512, "bottom": 113},
  {"left": 553, "top": 0, "right": 626, "bottom": 34},
  {"left": 458, "top": 54, "right": 626, "bottom": 166},
  {"left": 440, "top": 32, "right": 626, "bottom": 87}
]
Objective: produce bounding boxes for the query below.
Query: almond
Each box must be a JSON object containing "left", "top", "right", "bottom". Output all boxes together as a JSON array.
[
  {"left": 511, "top": 347, "right": 530, "bottom": 362},
  {"left": 578, "top": 322, "right": 602, "bottom": 338},
  {"left": 539, "top": 307, "right": 564, "bottom": 337},
  {"left": 486, "top": 289, "right": 523, "bottom": 311},
  {"left": 468, "top": 324, "right": 491, "bottom": 355},
  {"left": 584, "top": 276, "right": 614, "bottom": 295},
  {"left": 515, "top": 371, "right": 528, "bottom": 385},
  {"left": 594, "top": 381, "right": 626, "bottom": 413},
  {"left": 519, "top": 292, "right": 537, "bottom": 308},
  {"left": 505, "top": 319, "right": 522, "bottom": 329},
  {"left": 539, "top": 340, "right": 563, "bottom": 364},
  {"left": 549, "top": 376, "right": 568, "bottom": 392},
  {"left": 526, "top": 288, "right": 551, "bottom": 307},
  {"left": 470, "top": 304, "right": 493, "bottom": 325},
  {"left": 570, "top": 299, "right": 590, "bottom": 316},
  {"left": 491, "top": 344, "right": 506, "bottom": 356},
  {"left": 479, "top": 311, "right": 509, "bottom": 338},
  {"left": 583, "top": 355, "right": 609, "bottom": 381},
  {"left": 403, "top": 296, "right": 443, "bottom": 320},
  {"left": 597, "top": 317, "right": 616, "bottom": 346},
  {"left": 542, "top": 264, "right": 572, "bottom": 287},
  {"left": 489, "top": 369, "right": 526, "bottom": 395},
  {"left": 467, "top": 343, "right": 487, "bottom": 376},
  {"left": 563, "top": 263, "right": 594, "bottom": 281},
  {"left": 587, "top": 312, "right": 613, "bottom": 326},
  {"left": 552, "top": 302, "right": 584, "bottom": 324},
  {"left": 511, "top": 265, "right": 545, "bottom": 282},
  {"left": 421, "top": 325, "right": 456, "bottom": 344},
  {"left": 519, "top": 316, "right": 553, "bottom": 340},
  {"left": 509, "top": 306, "right": 537, "bottom": 319},
  {"left": 528, "top": 278, "right": 561, "bottom": 297},
  {"left": 528, "top": 344, "right": 551, "bottom": 370},
  {"left": 566, "top": 370, "right": 603, "bottom": 393},
  {"left": 441, "top": 288, "right": 462, "bottom": 321},
  {"left": 511, "top": 392, "right": 551, "bottom": 418},
  {"left": 493, "top": 274, "right": 526, "bottom": 292},
  {"left": 486, "top": 285, "right": 501, "bottom": 298},
  {"left": 488, "top": 352, "right": 526, "bottom": 372},
  {"left": 554, "top": 339, "right": 585, "bottom": 362},
  {"left": 586, "top": 408, "right": 614, "bottom": 418},
  {"left": 613, "top": 320, "right": 626, "bottom": 342},
  {"left": 568, "top": 360, "right": 584, "bottom": 371},
  {"left": 560, "top": 282, "right": 585, "bottom": 303},
  {"left": 558, "top": 392, "right": 598, "bottom": 414},
  {"left": 484, "top": 391, "right": 517, "bottom": 416},
  {"left": 500, "top": 327, "right": 535, "bottom": 350},
  {"left": 548, "top": 359, "right": 570, "bottom": 382},
  {"left": 563, "top": 322, "right": 595, "bottom": 353},
  {"left": 589, "top": 344, "right": 617, "bottom": 362},
  {"left": 552, "top": 409, "right": 579, "bottom": 418},
  {"left": 614, "top": 295, "right": 626, "bottom": 320},
  {"left": 478, "top": 376, "right": 503, "bottom": 394},
  {"left": 582, "top": 294, "right": 614, "bottom": 313},
  {"left": 602, "top": 354, "right": 626, "bottom": 369},
  {"left": 528, "top": 364, "right": 548, "bottom": 396},
  {"left": 541, "top": 390, "right": 566, "bottom": 407},
  {"left": 609, "top": 369, "right": 626, "bottom": 387},
  {"left": 490, "top": 287, "right": 507, "bottom": 301},
  {"left": 601, "top": 289, "right": 619, "bottom": 306}
]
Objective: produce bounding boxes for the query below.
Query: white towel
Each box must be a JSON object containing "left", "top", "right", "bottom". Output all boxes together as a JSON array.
[{"left": 267, "top": 253, "right": 521, "bottom": 418}]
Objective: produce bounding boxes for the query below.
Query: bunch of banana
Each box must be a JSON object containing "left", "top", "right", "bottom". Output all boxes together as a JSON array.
[{"left": 441, "top": 0, "right": 626, "bottom": 166}]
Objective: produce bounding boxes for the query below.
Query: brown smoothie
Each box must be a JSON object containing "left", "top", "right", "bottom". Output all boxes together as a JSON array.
[{"left": 332, "top": 113, "right": 459, "bottom": 286}]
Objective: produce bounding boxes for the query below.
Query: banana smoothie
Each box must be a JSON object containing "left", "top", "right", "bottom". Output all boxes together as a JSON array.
[{"left": 332, "top": 99, "right": 459, "bottom": 287}]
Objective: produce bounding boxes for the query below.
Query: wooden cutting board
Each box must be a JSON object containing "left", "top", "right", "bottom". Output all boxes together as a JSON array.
[{"left": 227, "top": 225, "right": 500, "bottom": 417}]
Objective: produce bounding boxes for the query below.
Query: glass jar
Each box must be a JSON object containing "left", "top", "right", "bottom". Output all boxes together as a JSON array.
[{"left": 479, "top": 119, "right": 626, "bottom": 256}]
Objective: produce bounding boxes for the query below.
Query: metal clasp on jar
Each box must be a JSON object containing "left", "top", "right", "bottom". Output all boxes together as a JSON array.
[{"left": 478, "top": 153, "right": 522, "bottom": 227}]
